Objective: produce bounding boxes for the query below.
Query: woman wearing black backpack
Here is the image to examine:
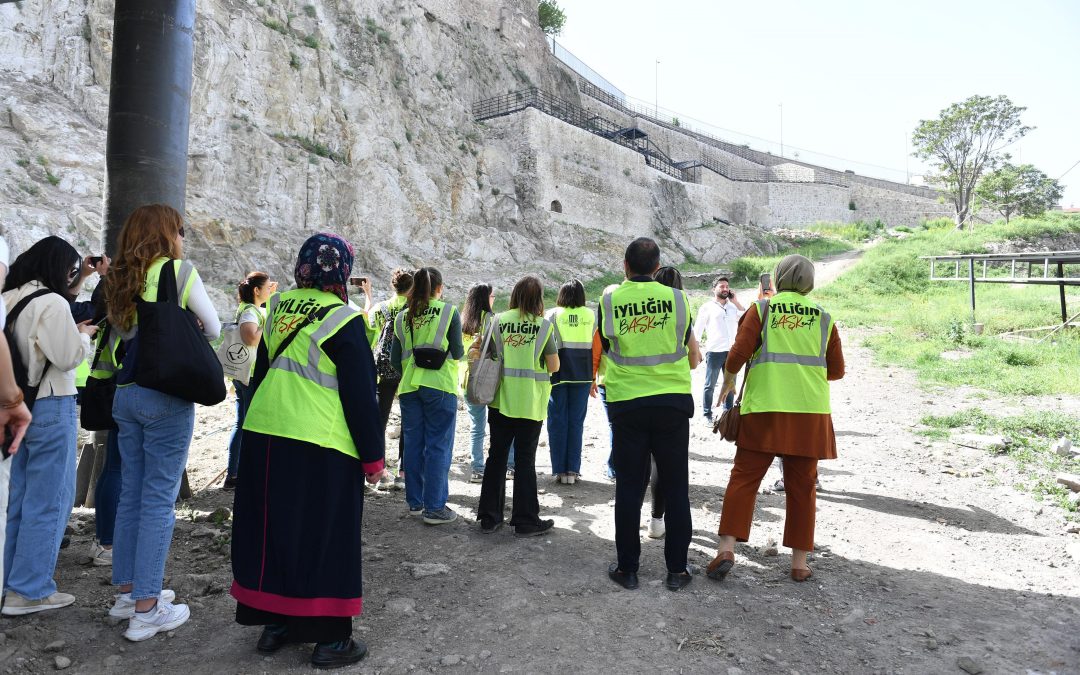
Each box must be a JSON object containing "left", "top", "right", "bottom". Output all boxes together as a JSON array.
[
  {"left": 1, "top": 236, "right": 96, "bottom": 616},
  {"left": 368, "top": 269, "right": 412, "bottom": 488}
]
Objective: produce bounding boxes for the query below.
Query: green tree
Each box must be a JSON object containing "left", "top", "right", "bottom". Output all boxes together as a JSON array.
[
  {"left": 912, "top": 95, "right": 1031, "bottom": 229},
  {"left": 975, "top": 163, "right": 1064, "bottom": 223},
  {"left": 538, "top": 0, "right": 566, "bottom": 36}
]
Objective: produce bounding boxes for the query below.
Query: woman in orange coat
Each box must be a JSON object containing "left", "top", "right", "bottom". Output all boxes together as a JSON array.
[{"left": 706, "top": 255, "right": 844, "bottom": 582}]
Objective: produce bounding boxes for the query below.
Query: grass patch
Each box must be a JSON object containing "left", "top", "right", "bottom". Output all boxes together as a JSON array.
[
  {"left": 806, "top": 219, "right": 888, "bottom": 243},
  {"left": 729, "top": 236, "right": 855, "bottom": 283},
  {"left": 262, "top": 18, "right": 288, "bottom": 34},
  {"left": 921, "top": 408, "right": 1080, "bottom": 513},
  {"left": 817, "top": 212, "right": 1080, "bottom": 396}
]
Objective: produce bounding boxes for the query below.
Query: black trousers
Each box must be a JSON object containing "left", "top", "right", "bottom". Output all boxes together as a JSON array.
[
  {"left": 377, "top": 378, "right": 404, "bottom": 465},
  {"left": 611, "top": 406, "right": 691, "bottom": 573},
  {"left": 643, "top": 458, "right": 665, "bottom": 519},
  {"left": 477, "top": 408, "right": 541, "bottom": 528}
]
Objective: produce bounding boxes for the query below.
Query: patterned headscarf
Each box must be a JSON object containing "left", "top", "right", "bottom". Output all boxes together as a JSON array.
[
  {"left": 294, "top": 232, "right": 354, "bottom": 303},
  {"left": 774, "top": 254, "right": 815, "bottom": 295}
]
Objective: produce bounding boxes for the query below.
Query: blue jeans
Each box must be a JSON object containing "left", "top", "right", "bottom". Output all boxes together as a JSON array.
[
  {"left": 4, "top": 395, "right": 77, "bottom": 600},
  {"left": 466, "top": 401, "right": 514, "bottom": 473},
  {"left": 703, "top": 351, "right": 733, "bottom": 418},
  {"left": 547, "top": 383, "right": 590, "bottom": 475},
  {"left": 400, "top": 387, "right": 457, "bottom": 512},
  {"left": 226, "top": 380, "right": 253, "bottom": 478},
  {"left": 111, "top": 384, "right": 194, "bottom": 601},
  {"left": 94, "top": 431, "right": 122, "bottom": 546}
]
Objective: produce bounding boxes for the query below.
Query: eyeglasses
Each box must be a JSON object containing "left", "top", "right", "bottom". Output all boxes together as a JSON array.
[{"left": 178, "top": 226, "right": 186, "bottom": 239}]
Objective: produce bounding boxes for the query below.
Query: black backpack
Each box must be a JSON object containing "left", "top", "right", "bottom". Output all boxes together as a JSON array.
[
  {"left": 374, "top": 304, "right": 401, "bottom": 383},
  {"left": 3, "top": 289, "right": 54, "bottom": 411}
]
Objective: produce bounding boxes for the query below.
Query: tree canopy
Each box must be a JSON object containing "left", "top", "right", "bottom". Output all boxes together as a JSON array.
[
  {"left": 538, "top": 1, "right": 566, "bottom": 36},
  {"left": 912, "top": 95, "right": 1031, "bottom": 229},
  {"left": 975, "top": 163, "right": 1064, "bottom": 224}
]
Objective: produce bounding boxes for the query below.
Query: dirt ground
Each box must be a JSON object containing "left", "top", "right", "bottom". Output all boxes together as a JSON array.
[{"left": 4, "top": 258, "right": 1080, "bottom": 674}]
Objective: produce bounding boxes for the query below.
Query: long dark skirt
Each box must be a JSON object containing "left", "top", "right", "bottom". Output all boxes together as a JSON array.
[{"left": 231, "top": 431, "right": 366, "bottom": 643}]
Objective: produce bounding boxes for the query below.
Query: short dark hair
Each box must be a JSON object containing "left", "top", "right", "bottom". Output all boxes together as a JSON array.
[
  {"left": 4, "top": 236, "right": 81, "bottom": 300},
  {"left": 713, "top": 276, "right": 730, "bottom": 294},
  {"left": 556, "top": 279, "right": 586, "bottom": 308},
  {"left": 390, "top": 268, "right": 413, "bottom": 294},
  {"left": 624, "top": 237, "right": 660, "bottom": 276},
  {"left": 653, "top": 266, "right": 684, "bottom": 290},
  {"left": 508, "top": 275, "right": 544, "bottom": 317}
]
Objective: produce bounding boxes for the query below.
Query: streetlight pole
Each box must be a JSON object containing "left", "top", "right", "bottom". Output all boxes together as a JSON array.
[
  {"left": 779, "top": 102, "right": 784, "bottom": 158},
  {"left": 655, "top": 60, "right": 660, "bottom": 118}
]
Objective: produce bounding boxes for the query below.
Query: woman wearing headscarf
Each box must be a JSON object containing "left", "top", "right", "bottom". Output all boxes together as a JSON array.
[
  {"left": 706, "top": 255, "right": 844, "bottom": 583},
  {"left": 231, "top": 233, "right": 384, "bottom": 669}
]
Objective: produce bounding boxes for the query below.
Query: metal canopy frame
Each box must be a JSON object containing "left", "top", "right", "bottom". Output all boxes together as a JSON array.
[{"left": 922, "top": 250, "right": 1080, "bottom": 325}]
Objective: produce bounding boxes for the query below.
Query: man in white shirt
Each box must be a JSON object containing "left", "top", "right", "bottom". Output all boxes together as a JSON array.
[{"left": 692, "top": 277, "right": 744, "bottom": 423}]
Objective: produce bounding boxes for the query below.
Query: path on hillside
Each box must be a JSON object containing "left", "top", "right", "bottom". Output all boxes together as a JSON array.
[{"left": 8, "top": 255, "right": 1080, "bottom": 674}]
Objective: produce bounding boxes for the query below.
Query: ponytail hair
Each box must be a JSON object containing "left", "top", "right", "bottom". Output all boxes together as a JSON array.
[
  {"left": 237, "top": 271, "right": 270, "bottom": 304},
  {"left": 406, "top": 266, "right": 442, "bottom": 322}
]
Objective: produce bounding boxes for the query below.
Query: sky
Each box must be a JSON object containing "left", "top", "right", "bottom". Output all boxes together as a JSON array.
[{"left": 550, "top": 0, "right": 1080, "bottom": 207}]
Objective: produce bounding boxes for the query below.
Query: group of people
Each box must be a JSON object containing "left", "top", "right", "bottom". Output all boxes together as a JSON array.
[{"left": 0, "top": 210, "right": 844, "bottom": 669}]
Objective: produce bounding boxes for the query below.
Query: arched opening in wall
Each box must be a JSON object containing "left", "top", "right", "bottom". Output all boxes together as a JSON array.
[{"left": 550, "top": 200, "right": 563, "bottom": 213}]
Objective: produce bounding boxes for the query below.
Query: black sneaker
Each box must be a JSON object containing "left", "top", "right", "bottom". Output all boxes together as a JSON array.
[
  {"left": 479, "top": 520, "right": 503, "bottom": 535},
  {"left": 607, "top": 563, "right": 639, "bottom": 590},
  {"left": 513, "top": 519, "right": 554, "bottom": 538},
  {"left": 311, "top": 638, "right": 367, "bottom": 669},
  {"left": 256, "top": 624, "right": 288, "bottom": 654},
  {"left": 222, "top": 475, "right": 238, "bottom": 491}
]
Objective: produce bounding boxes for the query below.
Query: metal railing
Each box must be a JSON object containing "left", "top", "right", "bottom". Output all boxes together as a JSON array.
[
  {"left": 473, "top": 88, "right": 686, "bottom": 180},
  {"left": 549, "top": 38, "right": 626, "bottom": 102}
]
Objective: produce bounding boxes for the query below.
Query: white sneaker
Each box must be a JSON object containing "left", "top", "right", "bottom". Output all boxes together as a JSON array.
[
  {"left": 123, "top": 600, "right": 190, "bottom": 641},
  {"left": 109, "top": 590, "right": 178, "bottom": 619},
  {"left": 647, "top": 518, "right": 666, "bottom": 539},
  {"left": 1, "top": 591, "right": 75, "bottom": 616},
  {"left": 565, "top": 473, "right": 576, "bottom": 485},
  {"left": 90, "top": 542, "right": 113, "bottom": 567}
]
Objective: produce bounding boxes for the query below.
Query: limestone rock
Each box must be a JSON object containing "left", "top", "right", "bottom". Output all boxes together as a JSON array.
[
  {"left": 54, "top": 656, "right": 71, "bottom": 670},
  {"left": 401, "top": 562, "right": 451, "bottom": 579}
]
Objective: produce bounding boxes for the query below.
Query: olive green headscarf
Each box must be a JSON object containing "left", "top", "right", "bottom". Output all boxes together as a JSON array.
[{"left": 774, "top": 254, "right": 815, "bottom": 295}]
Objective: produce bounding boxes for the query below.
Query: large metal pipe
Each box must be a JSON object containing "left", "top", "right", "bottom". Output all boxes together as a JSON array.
[{"left": 103, "top": 0, "right": 196, "bottom": 255}]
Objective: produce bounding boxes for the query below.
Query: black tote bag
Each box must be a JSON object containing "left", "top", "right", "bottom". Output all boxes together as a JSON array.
[
  {"left": 134, "top": 260, "right": 227, "bottom": 406},
  {"left": 80, "top": 323, "right": 119, "bottom": 431}
]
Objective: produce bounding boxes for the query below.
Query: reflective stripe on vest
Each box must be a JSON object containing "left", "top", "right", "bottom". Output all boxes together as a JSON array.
[
  {"left": 600, "top": 289, "right": 689, "bottom": 367},
  {"left": 89, "top": 329, "right": 122, "bottom": 379},
  {"left": 491, "top": 311, "right": 553, "bottom": 420},
  {"left": 549, "top": 306, "right": 595, "bottom": 385},
  {"left": 599, "top": 281, "right": 692, "bottom": 403},
  {"left": 394, "top": 299, "right": 458, "bottom": 396},
  {"left": 741, "top": 292, "right": 833, "bottom": 415},
  {"left": 244, "top": 289, "right": 363, "bottom": 459}
]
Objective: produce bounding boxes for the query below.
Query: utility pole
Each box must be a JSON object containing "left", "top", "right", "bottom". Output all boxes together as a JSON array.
[
  {"left": 779, "top": 103, "right": 784, "bottom": 158},
  {"left": 654, "top": 60, "right": 660, "bottom": 118},
  {"left": 103, "top": 0, "right": 196, "bottom": 254}
]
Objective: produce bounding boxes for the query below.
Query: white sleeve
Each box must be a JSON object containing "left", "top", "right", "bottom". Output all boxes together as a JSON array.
[
  {"left": 186, "top": 273, "right": 221, "bottom": 340},
  {"left": 692, "top": 302, "right": 710, "bottom": 339},
  {"left": 238, "top": 308, "right": 261, "bottom": 327}
]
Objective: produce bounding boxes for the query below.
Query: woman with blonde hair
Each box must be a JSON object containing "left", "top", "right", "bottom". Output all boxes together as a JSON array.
[{"left": 104, "top": 204, "right": 220, "bottom": 640}]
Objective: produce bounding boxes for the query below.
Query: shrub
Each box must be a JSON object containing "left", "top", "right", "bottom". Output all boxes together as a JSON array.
[
  {"left": 303, "top": 5, "right": 316, "bottom": 18},
  {"left": 289, "top": 52, "right": 300, "bottom": 69},
  {"left": 303, "top": 34, "right": 319, "bottom": 49}
]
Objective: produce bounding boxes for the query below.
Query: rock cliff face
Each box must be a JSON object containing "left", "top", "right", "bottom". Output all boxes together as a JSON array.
[
  {"left": 1, "top": 0, "right": 928, "bottom": 304},
  {"left": 1, "top": 0, "right": 786, "bottom": 302}
]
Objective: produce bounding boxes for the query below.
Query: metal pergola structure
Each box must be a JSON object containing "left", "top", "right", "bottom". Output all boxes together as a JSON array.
[{"left": 922, "top": 250, "right": 1080, "bottom": 330}]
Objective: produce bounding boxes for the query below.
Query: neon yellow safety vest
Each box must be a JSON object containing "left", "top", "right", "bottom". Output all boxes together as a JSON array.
[
  {"left": 599, "top": 280, "right": 692, "bottom": 403},
  {"left": 143, "top": 258, "right": 197, "bottom": 307},
  {"left": 741, "top": 292, "right": 834, "bottom": 415},
  {"left": 75, "top": 359, "right": 90, "bottom": 388},
  {"left": 547, "top": 306, "right": 595, "bottom": 385},
  {"left": 490, "top": 310, "right": 554, "bottom": 421},
  {"left": 243, "top": 289, "right": 364, "bottom": 459},
  {"left": 89, "top": 326, "right": 122, "bottom": 380},
  {"left": 394, "top": 299, "right": 458, "bottom": 396}
]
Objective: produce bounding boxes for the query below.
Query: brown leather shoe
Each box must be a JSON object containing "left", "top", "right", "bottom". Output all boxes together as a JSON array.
[
  {"left": 791, "top": 566, "right": 813, "bottom": 582},
  {"left": 705, "top": 551, "right": 735, "bottom": 581}
]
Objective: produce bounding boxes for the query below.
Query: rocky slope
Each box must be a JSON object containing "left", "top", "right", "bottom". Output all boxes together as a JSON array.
[{"left": 2, "top": 0, "right": 774, "bottom": 303}]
